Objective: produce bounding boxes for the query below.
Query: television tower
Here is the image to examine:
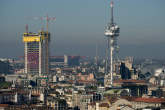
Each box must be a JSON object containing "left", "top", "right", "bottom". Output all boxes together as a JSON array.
[{"left": 104, "top": 1, "right": 120, "bottom": 87}]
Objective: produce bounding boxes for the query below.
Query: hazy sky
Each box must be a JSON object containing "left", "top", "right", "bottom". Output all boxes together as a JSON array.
[{"left": 0, "top": 0, "right": 165, "bottom": 58}]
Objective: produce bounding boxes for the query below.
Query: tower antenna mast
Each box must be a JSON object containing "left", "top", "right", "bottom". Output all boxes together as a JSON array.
[
  {"left": 104, "top": 0, "right": 120, "bottom": 87},
  {"left": 111, "top": 1, "right": 114, "bottom": 25}
]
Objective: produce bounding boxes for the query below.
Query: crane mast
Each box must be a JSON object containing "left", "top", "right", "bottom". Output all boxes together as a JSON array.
[{"left": 44, "top": 15, "right": 56, "bottom": 74}]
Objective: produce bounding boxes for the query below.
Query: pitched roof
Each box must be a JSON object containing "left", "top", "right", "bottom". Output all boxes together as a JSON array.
[
  {"left": 0, "top": 104, "right": 8, "bottom": 107},
  {"left": 99, "top": 103, "right": 109, "bottom": 108},
  {"left": 132, "top": 97, "right": 165, "bottom": 103},
  {"left": 114, "top": 80, "right": 146, "bottom": 84}
]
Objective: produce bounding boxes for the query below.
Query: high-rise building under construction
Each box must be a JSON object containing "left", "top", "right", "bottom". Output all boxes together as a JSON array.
[{"left": 23, "top": 30, "right": 50, "bottom": 75}]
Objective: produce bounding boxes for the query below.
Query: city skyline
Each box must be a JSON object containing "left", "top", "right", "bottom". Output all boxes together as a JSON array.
[
  {"left": 0, "top": 0, "right": 165, "bottom": 58},
  {"left": 1, "top": 1, "right": 165, "bottom": 109}
]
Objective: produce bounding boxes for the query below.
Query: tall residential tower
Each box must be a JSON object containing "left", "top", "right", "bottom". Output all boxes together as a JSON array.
[{"left": 23, "top": 29, "right": 50, "bottom": 75}]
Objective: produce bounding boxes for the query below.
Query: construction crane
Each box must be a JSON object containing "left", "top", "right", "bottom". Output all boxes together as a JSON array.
[
  {"left": 28, "top": 15, "right": 56, "bottom": 74},
  {"left": 45, "top": 15, "right": 56, "bottom": 74}
]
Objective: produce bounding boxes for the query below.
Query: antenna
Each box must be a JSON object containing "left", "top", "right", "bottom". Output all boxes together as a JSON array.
[{"left": 110, "top": 1, "right": 114, "bottom": 24}]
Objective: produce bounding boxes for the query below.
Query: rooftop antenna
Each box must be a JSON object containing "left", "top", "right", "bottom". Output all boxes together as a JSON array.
[{"left": 110, "top": 1, "right": 114, "bottom": 24}]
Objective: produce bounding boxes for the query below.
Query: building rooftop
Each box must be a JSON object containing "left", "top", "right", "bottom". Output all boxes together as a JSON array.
[
  {"left": 114, "top": 80, "right": 146, "bottom": 84},
  {"left": 123, "top": 96, "right": 165, "bottom": 103},
  {"left": 0, "top": 104, "right": 8, "bottom": 107},
  {"left": 132, "top": 97, "right": 165, "bottom": 103},
  {"left": 99, "top": 103, "right": 109, "bottom": 108}
]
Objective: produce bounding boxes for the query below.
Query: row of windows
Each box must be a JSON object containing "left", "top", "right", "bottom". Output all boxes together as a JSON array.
[
  {"left": 27, "top": 50, "right": 39, "bottom": 52},
  {"left": 28, "top": 48, "right": 39, "bottom": 50},
  {"left": 27, "top": 43, "right": 39, "bottom": 47},
  {"left": 27, "top": 46, "right": 39, "bottom": 48},
  {"left": 27, "top": 51, "right": 39, "bottom": 53},
  {"left": 27, "top": 42, "right": 39, "bottom": 45}
]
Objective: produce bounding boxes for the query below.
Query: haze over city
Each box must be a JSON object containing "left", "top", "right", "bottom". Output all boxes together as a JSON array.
[
  {"left": 1, "top": 0, "right": 165, "bottom": 110},
  {"left": 0, "top": 0, "right": 165, "bottom": 58}
]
